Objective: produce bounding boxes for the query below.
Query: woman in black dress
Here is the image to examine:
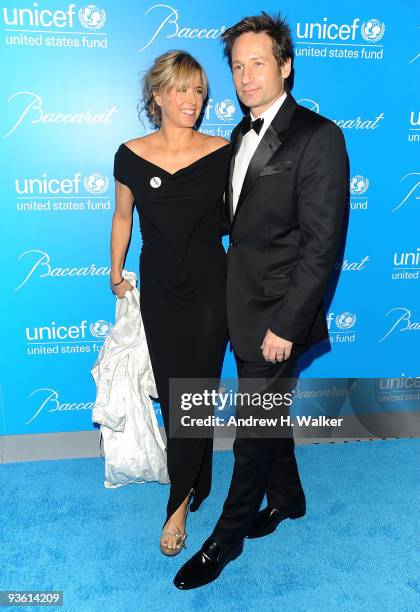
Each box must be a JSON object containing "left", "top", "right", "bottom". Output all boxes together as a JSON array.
[{"left": 110, "top": 51, "right": 230, "bottom": 555}]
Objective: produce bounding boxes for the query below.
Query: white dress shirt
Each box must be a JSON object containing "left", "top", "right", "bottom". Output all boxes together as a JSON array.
[{"left": 232, "top": 91, "right": 288, "bottom": 214}]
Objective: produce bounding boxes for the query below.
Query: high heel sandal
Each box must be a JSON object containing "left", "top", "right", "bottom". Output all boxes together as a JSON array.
[{"left": 160, "top": 488, "right": 194, "bottom": 557}]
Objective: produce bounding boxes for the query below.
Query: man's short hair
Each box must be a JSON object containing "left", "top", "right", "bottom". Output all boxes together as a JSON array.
[{"left": 221, "top": 11, "right": 293, "bottom": 71}]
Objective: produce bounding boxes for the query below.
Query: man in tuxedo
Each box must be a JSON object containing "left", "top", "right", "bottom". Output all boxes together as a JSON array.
[{"left": 174, "top": 12, "right": 348, "bottom": 589}]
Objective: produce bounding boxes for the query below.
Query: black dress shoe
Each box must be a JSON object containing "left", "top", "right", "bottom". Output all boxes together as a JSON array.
[
  {"left": 246, "top": 503, "right": 306, "bottom": 539},
  {"left": 173, "top": 537, "right": 243, "bottom": 590}
]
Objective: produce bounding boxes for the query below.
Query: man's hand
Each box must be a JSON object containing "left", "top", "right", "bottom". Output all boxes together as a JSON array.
[{"left": 260, "top": 329, "right": 293, "bottom": 363}]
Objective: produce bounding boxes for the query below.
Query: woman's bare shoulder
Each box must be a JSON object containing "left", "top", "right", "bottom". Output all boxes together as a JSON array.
[
  {"left": 200, "top": 134, "right": 230, "bottom": 153},
  {"left": 124, "top": 134, "right": 157, "bottom": 154}
]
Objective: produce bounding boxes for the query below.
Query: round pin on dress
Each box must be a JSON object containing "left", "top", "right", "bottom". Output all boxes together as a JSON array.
[{"left": 150, "top": 176, "right": 162, "bottom": 188}]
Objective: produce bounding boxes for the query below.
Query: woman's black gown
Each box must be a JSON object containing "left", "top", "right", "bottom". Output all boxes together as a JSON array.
[{"left": 113, "top": 142, "right": 230, "bottom": 526}]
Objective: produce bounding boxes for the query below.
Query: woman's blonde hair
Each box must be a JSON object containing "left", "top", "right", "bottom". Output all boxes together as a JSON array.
[{"left": 139, "top": 50, "right": 208, "bottom": 128}]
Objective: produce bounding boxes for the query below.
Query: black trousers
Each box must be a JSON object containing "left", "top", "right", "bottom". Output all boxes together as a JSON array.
[{"left": 211, "top": 355, "right": 306, "bottom": 547}]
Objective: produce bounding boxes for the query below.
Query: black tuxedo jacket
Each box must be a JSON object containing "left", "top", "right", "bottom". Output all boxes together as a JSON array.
[{"left": 224, "top": 92, "right": 348, "bottom": 362}]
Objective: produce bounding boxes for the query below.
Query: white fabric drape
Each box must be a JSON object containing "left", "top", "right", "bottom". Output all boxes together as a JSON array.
[{"left": 91, "top": 270, "right": 169, "bottom": 488}]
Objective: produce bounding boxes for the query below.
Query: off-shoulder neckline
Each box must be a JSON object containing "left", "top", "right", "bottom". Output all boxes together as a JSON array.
[{"left": 120, "top": 142, "right": 230, "bottom": 177}]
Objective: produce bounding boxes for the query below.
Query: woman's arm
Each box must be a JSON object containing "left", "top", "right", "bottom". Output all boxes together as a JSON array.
[{"left": 110, "top": 180, "right": 134, "bottom": 296}]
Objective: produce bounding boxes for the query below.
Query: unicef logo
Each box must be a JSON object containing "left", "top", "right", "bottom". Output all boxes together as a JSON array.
[
  {"left": 215, "top": 99, "right": 236, "bottom": 121},
  {"left": 336, "top": 312, "right": 357, "bottom": 330},
  {"left": 78, "top": 5, "right": 106, "bottom": 30},
  {"left": 84, "top": 173, "right": 109, "bottom": 194},
  {"left": 90, "top": 320, "right": 113, "bottom": 338},
  {"left": 361, "top": 19, "right": 385, "bottom": 42},
  {"left": 350, "top": 175, "right": 369, "bottom": 195}
]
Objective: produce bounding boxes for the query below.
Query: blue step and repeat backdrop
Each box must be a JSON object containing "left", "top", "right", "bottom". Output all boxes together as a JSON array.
[{"left": 1, "top": 1, "right": 419, "bottom": 437}]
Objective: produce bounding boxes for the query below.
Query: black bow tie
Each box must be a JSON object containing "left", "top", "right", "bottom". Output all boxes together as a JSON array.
[{"left": 241, "top": 116, "right": 264, "bottom": 136}]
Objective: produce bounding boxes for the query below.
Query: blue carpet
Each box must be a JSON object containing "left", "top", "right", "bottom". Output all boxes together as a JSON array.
[{"left": 0, "top": 439, "right": 418, "bottom": 611}]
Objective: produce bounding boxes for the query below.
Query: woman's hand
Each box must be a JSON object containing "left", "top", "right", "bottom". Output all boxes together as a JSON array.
[{"left": 111, "top": 278, "right": 134, "bottom": 299}]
